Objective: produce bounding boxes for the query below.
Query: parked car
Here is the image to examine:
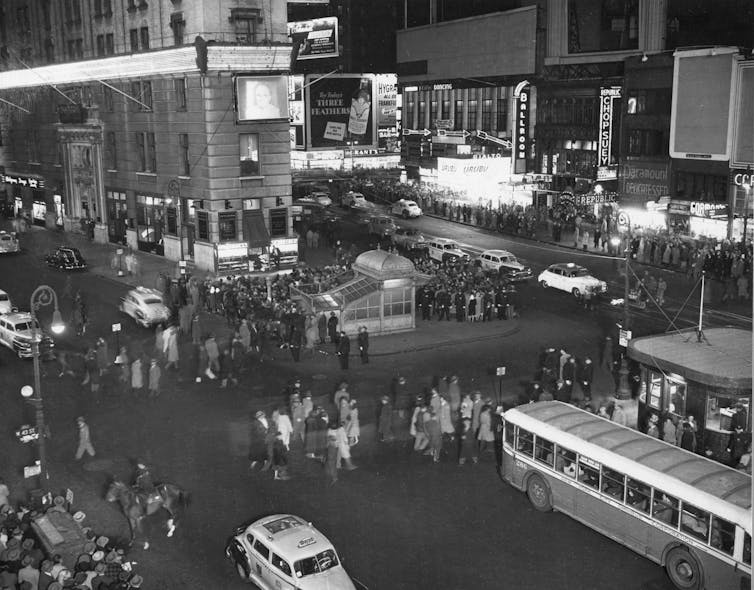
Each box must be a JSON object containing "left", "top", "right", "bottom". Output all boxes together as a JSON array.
[
  {"left": 478, "top": 249, "right": 532, "bottom": 281},
  {"left": 0, "top": 289, "right": 16, "bottom": 315},
  {"left": 427, "top": 238, "right": 471, "bottom": 263},
  {"left": 0, "top": 231, "right": 20, "bottom": 254},
  {"left": 391, "top": 226, "right": 427, "bottom": 250},
  {"left": 226, "top": 514, "right": 357, "bottom": 590},
  {"left": 45, "top": 246, "right": 87, "bottom": 270},
  {"left": 389, "top": 199, "right": 423, "bottom": 218},
  {"left": 0, "top": 312, "right": 54, "bottom": 359},
  {"left": 119, "top": 287, "right": 171, "bottom": 328},
  {"left": 367, "top": 216, "right": 398, "bottom": 238},
  {"left": 537, "top": 262, "right": 607, "bottom": 298}
]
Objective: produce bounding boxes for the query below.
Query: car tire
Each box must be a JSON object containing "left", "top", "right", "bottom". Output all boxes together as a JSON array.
[
  {"left": 665, "top": 547, "right": 702, "bottom": 590},
  {"left": 235, "top": 561, "right": 249, "bottom": 581},
  {"left": 539, "top": 280, "right": 548, "bottom": 288},
  {"left": 572, "top": 288, "right": 581, "bottom": 298},
  {"left": 526, "top": 473, "right": 552, "bottom": 512}
]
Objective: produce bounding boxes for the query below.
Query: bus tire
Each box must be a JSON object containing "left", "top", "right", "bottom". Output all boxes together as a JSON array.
[
  {"left": 665, "top": 547, "right": 702, "bottom": 590},
  {"left": 526, "top": 473, "right": 552, "bottom": 512}
]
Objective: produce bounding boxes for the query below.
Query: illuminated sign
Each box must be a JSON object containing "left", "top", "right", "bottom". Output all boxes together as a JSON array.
[
  {"left": 733, "top": 172, "right": 753, "bottom": 187},
  {"left": 375, "top": 74, "right": 397, "bottom": 128},
  {"left": 2, "top": 174, "right": 44, "bottom": 188},
  {"left": 216, "top": 242, "right": 248, "bottom": 259},
  {"left": 598, "top": 86, "right": 621, "bottom": 169},
  {"left": 236, "top": 76, "right": 289, "bottom": 122},
  {"left": 514, "top": 83, "right": 530, "bottom": 173},
  {"left": 689, "top": 202, "right": 728, "bottom": 217},
  {"left": 620, "top": 162, "right": 669, "bottom": 198}
]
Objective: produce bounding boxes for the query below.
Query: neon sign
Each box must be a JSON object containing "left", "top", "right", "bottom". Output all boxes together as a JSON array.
[
  {"left": 598, "top": 86, "right": 621, "bottom": 169},
  {"left": 514, "top": 83, "right": 530, "bottom": 166}
]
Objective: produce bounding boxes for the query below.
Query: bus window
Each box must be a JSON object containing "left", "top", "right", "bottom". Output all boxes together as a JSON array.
[
  {"left": 577, "top": 457, "right": 600, "bottom": 489},
  {"left": 626, "top": 479, "right": 651, "bottom": 514},
  {"left": 516, "top": 428, "right": 533, "bottom": 457},
  {"left": 680, "top": 503, "right": 710, "bottom": 543},
  {"left": 504, "top": 422, "right": 514, "bottom": 447},
  {"left": 534, "top": 437, "right": 554, "bottom": 467},
  {"left": 744, "top": 533, "right": 751, "bottom": 565},
  {"left": 555, "top": 447, "right": 577, "bottom": 477},
  {"left": 600, "top": 467, "right": 625, "bottom": 500},
  {"left": 651, "top": 491, "right": 679, "bottom": 527},
  {"left": 709, "top": 517, "right": 735, "bottom": 555}
]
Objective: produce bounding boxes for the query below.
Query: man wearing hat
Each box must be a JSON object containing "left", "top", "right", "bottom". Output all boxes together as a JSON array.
[
  {"left": 38, "top": 560, "right": 55, "bottom": 590},
  {"left": 74, "top": 417, "right": 96, "bottom": 461},
  {"left": 18, "top": 554, "right": 38, "bottom": 589},
  {"left": 90, "top": 561, "right": 113, "bottom": 589}
]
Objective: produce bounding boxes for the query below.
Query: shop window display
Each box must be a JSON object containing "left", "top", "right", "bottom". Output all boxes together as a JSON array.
[{"left": 705, "top": 395, "right": 750, "bottom": 435}]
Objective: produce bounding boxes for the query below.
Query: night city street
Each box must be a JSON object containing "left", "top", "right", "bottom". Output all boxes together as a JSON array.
[{"left": 0, "top": 2, "right": 751, "bottom": 590}]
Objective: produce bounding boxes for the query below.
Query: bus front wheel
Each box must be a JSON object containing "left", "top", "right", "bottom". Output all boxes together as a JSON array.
[
  {"left": 526, "top": 473, "right": 552, "bottom": 512},
  {"left": 665, "top": 547, "right": 702, "bottom": 590}
]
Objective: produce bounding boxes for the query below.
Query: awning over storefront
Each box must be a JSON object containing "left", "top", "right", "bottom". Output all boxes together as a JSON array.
[
  {"left": 628, "top": 328, "right": 752, "bottom": 389},
  {"left": 243, "top": 210, "right": 270, "bottom": 248}
]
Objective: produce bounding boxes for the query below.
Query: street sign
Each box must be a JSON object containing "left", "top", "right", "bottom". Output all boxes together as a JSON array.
[
  {"left": 476, "top": 130, "right": 512, "bottom": 148},
  {"left": 619, "top": 329, "right": 632, "bottom": 347},
  {"left": 15, "top": 425, "right": 39, "bottom": 443},
  {"left": 496, "top": 366, "right": 506, "bottom": 377},
  {"left": 402, "top": 128, "right": 431, "bottom": 137},
  {"left": 24, "top": 461, "right": 41, "bottom": 479},
  {"left": 111, "top": 323, "right": 121, "bottom": 333}
]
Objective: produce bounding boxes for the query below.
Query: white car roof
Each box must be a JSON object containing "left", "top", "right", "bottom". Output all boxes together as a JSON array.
[
  {"left": 243, "top": 514, "right": 335, "bottom": 558},
  {"left": 129, "top": 287, "right": 164, "bottom": 301},
  {"left": 482, "top": 249, "right": 514, "bottom": 257}
]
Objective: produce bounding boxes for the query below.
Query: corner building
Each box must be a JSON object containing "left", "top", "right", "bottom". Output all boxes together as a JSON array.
[{"left": 0, "top": 0, "right": 294, "bottom": 274}]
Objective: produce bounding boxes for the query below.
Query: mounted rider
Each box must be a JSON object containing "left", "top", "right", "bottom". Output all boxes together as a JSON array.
[{"left": 134, "top": 460, "right": 161, "bottom": 505}]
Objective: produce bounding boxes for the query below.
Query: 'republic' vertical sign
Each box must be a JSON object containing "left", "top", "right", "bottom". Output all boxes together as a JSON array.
[
  {"left": 514, "top": 81, "right": 530, "bottom": 174},
  {"left": 598, "top": 86, "right": 621, "bottom": 179}
]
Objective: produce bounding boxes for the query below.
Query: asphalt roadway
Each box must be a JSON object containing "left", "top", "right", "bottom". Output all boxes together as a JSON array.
[{"left": 0, "top": 214, "right": 745, "bottom": 589}]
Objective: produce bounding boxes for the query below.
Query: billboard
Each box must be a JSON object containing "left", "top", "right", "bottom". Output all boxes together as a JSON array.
[
  {"left": 306, "top": 74, "right": 377, "bottom": 150},
  {"left": 236, "top": 76, "right": 288, "bottom": 122},
  {"left": 289, "top": 17, "right": 339, "bottom": 61},
  {"left": 375, "top": 74, "right": 397, "bottom": 128},
  {"left": 732, "top": 62, "right": 754, "bottom": 167},
  {"left": 670, "top": 49, "right": 737, "bottom": 160}
]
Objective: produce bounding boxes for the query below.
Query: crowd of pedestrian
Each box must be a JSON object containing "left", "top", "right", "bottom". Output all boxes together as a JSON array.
[{"left": 0, "top": 482, "right": 144, "bottom": 589}]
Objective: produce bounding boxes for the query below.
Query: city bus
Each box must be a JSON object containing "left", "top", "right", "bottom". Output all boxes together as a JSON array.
[{"left": 501, "top": 401, "right": 751, "bottom": 590}]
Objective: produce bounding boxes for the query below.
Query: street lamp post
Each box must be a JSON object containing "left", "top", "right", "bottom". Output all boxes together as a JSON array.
[{"left": 23, "top": 285, "right": 65, "bottom": 483}]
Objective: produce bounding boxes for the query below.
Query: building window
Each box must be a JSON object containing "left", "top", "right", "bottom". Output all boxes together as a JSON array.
[
  {"left": 442, "top": 99, "right": 450, "bottom": 122},
  {"left": 129, "top": 28, "right": 138, "bottom": 51},
  {"left": 26, "top": 129, "right": 39, "bottom": 163},
  {"left": 142, "top": 81, "right": 152, "bottom": 110},
  {"left": 136, "top": 132, "right": 146, "bottom": 171},
  {"left": 627, "top": 129, "right": 665, "bottom": 157},
  {"left": 384, "top": 287, "right": 412, "bottom": 316},
  {"left": 136, "top": 132, "right": 156, "bottom": 172},
  {"left": 269, "top": 208, "right": 287, "bottom": 237},
  {"left": 170, "top": 13, "right": 185, "bottom": 46},
  {"left": 127, "top": 0, "right": 137, "bottom": 11},
  {"left": 454, "top": 100, "right": 463, "bottom": 130},
  {"left": 103, "top": 0, "right": 112, "bottom": 16},
  {"left": 674, "top": 171, "right": 727, "bottom": 202},
  {"left": 430, "top": 100, "right": 438, "bottom": 126},
  {"left": 240, "top": 134, "right": 260, "bottom": 176},
  {"left": 93, "top": 0, "right": 102, "bottom": 17},
  {"left": 230, "top": 7, "right": 261, "bottom": 44},
  {"left": 218, "top": 211, "right": 237, "bottom": 241},
  {"left": 179, "top": 133, "right": 190, "bottom": 176},
  {"left": 175, "top": 77, "right": 187, "bottom": 110},
  {"left": 196, "top": 210, "right": 209, "bottom": 240},
  {"left": 481, "top": 98, "right": 493, "bottom": 131},
  {"left": 496, "top": 97, "right": 508, "bottom": 133},
  {"left": 96, "top": 35, "right": 105, "bottom": 56},
  {"left": 45, "top": 38, "right": 54, "bottom": 62},
  {"left": 467, "top": 99, "right": 478, "bottom": 129},
  {"left": 72, "top": 0, "right": 81, "bottom": 23},
  {"left": 105, "top": 131, "right": 117, "bottom": 170},
  {"left": 140, "top": 27, "right": 149, "bottom": 50},
  {"left": 131, "top": 81, "right": 152, "bottom": 111},
  {"left": 136, "top": 194, "right": 164, "bottom": 245},
  {"left": 405, "top": 97, "right": 415, "bottom": 129},
  {"left": 417, "top": 100, "right": 425, "bottom": 129},
  {"left": 568, "top": 0, "right": 639, "bottom": 54},
  {"left": 147, "top": 132, "right": 156, "bottom": 171},
  {"left": 626, "top": 89, "right": 671, "bottom": 116},
  {"left": 105, "top": 33, "right": 114, "bottom": 54}
]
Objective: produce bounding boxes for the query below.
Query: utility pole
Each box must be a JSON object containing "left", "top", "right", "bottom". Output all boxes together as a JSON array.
[{"left": 616, "top": 243, "right": 632, "bottom": 400}]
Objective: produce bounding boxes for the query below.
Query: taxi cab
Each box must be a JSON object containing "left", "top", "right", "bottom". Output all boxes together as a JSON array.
[
  {"left": 0, "top": 231, "right": 19, "bottom": 254},
  {"left": 226, "top": 514, "right": 356, "bottom": 590},
  {"left": 0, "top": 312, "right": 54, "bottom": 359},
  {"left": 119, "top": 286, "right": 171, "bottom": 328},
  {"left": 537, "top": 262, "right": 607, "bottom": 298}
]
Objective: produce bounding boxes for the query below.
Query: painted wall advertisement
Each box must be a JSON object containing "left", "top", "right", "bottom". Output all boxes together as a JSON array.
[
  {"left": 306, "top": 74, "right": 377, "bottom": 150},
  {"left": 288, "top": 17, "right": 339, "bottom": 61},
  {"left": 620, "top": 161, "right": 669, "bottom": 200}
]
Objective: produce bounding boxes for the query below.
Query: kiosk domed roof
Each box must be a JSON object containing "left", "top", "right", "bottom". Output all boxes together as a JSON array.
[{"left": 353, "top": 250, "right": 415, "bottom": 278}]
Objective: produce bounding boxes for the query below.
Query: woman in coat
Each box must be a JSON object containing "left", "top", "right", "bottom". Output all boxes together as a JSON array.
[
  {"left": 477, "top": 405, "right": 495, "bottom": 453},
  {"left": 346, "top": 400, "right": 360, "bottom": 447}
]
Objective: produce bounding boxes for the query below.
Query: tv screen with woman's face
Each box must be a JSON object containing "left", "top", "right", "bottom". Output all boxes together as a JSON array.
[{"left": 236, "top": 76, "right": 288, "bottom": 122}]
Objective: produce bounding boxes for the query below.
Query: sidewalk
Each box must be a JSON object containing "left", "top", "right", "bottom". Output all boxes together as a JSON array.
[{"left": 422, "top": 212, "right": 753, "bottom": 319}]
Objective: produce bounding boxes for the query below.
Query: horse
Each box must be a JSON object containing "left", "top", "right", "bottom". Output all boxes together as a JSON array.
[{"left": 105, "top": 478, "right": 190, "bottom": 550}]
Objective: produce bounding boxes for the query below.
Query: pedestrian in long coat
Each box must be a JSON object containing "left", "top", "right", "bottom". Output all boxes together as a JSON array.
[
  {"left": 131, "top": 357, "right": 144, "bottom": 398},
  {"left": 304, "top": 410, "right": 320, "bottom": 458},
  {"left": 148, "top": 358, "right": 161, "bottom": 399},
  {"left": 291, "top": 399, "right": 306, "bottom": 445},
  {"left": 357, "top": 326, "right": 369, "bottom": 364},
  {"left": 425, "top": 410, "right": 443, "bottom": 463},
  {"left": 239, "top": 319, "right": 251, "bottom": 353},
  {"left": 324, "top": 424, "right": 339, "bottom": 485},
  {"left": 191, "top": 314, "right": 203, "bottom": 346},
  {"left": 327, "top": 313, "right": 339, "bottom": 344},
  {"left": 165, "top": 330, "right": 180, "bottom": 371},
  {"left": 318, "top": 313, "right": 328, "bottom": 345},
  {"left": 274, "top": 408, "right": 294, "bottom": 451},
  {"left": 447, "top": 375, "right": 461, "bottom": 416},
  {"left": 336, "top": 331, "right": 350, "bottom": 370},
  {"left": 477, "top": 405, "right": 495, "bottom": 453},
  {"left": 96, "top": 338, "right": 109, "bottom": 376},
  {"left": 75, "top": 416, "right": 96, "bottom": 460},
  {"left": 346, "top": 400, "right": 360, "bottom": 446},
  {"left": 205, "top": 334, "right": 220, "bottom": 373},
  {"left": 457, "top": 418, "right": 478, "bottom": 465},
  {"left": 377, "top": 395, "right": 393, "bottom": 442},
  {"left": 154, "top": 325, "right": 164, "bottom": 359},
  {"left": 314, "top": 410, "right": 329, "bottom": 461},
  {"left": 439, "top": 397, "right": 454, "bottom": 438},
  {"left": 249, "top": 411, "right": 269, "bottom": 470}
]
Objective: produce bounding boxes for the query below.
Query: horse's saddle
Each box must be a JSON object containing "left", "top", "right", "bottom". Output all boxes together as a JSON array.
[{"left": 133, "top": 485, "right": 161, "bottom": 506}]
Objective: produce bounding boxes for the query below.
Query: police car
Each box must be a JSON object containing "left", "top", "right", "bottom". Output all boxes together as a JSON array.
[
  {"left": 226, "top": 514, "right": 356, "bottom": 589},
  {"left": 0, "top": 312, "right": 54, "bottom": 359},
  {"left": 389, "top": 199, "right": 422, "bottom": 218},
  {"left": 478, "top": 249, "right": 532, "bottom": 281},
  {"left": 0, "top": 231, "right": 19, "bottom": 254},
  {"left": 119, "top": 287, "right": 171, "bottom": 328},
  {"left": 537, "top": 262, "right": 607, "bottom": 298}
]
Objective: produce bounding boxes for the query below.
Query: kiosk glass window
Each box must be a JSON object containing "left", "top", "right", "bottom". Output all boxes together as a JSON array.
[
  {"left": 383, "top": 287, "right": 412, "bottom": 317},
  {"left": 646, "top": 370, "right": 662, "bottom": 410},
  {"left": 667, "top": 377, "right": 686, "bottom": 418},
  {"left": 706, "top": 394, "right": 750, "bottom": 434},
  {"left": 345, "top": 292, "right": 380, "bottom": 321}
]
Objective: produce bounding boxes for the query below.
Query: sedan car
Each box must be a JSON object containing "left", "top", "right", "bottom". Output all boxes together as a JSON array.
[
  {"left": 308, "top": 191, "right": 332, "bottom": 207},
  {"left": 0, "top": 289, "right": 15, "bottom": 315},
  {"left": 341, "top": 191, "right": 369, "bottom": 209},
  {"left": 367, "top": 216, "right": 398, "bottom": 238},
  {"left": 537, "top": 262, "right": 607, "bottom": 298},
  {"left": 0, "top": 312, "right": 54, "bottom": 359},
  {"left": 427, "top": 238, "right": 471, "bottom": 263},
  {"left": 45, "top": 246, "right": 87, "bottom": 270},
  {"left": 0, "top": 231, "right": 20, "bottom": 254},
  {"left": 478, "top": 249, "right": 532, "bottom": 281},
  {"left": 119, "top": 287, "right": 171, "bottom": 328},
  {"left": 390, "top": 198, "right": 423, "bottom": 218},
  {"left": 391, "top": 226, "right": 427, "bottom": 250},
  {"left": 226, "top": 514, "right": 356, "bottom": 590}
]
